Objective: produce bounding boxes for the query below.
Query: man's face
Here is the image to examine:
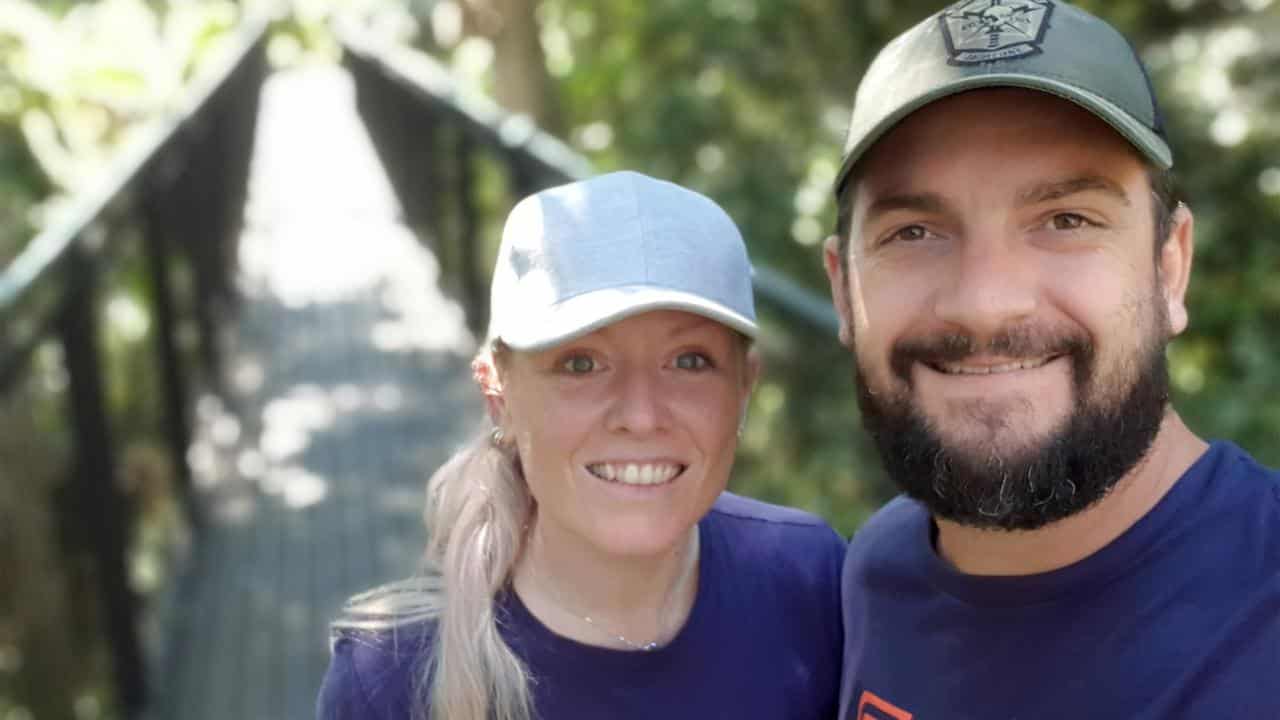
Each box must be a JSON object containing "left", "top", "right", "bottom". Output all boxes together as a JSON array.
[{"left": 824, "top": 89, "right": 1192, "bottom": 530}]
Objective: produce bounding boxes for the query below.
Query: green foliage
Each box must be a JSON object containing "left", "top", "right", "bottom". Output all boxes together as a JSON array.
[
  {"left": 1, "top": 2, "right": 239, "bottom": 716},
  {"left": 0, "top": 0, "right": 239, "bottom": 260},
  {"left": 1148, "top": 14, "right": 1280, "bottom": 467},
  {"left": 0, "top": 125, "right": 46, "bottom": 268},
  {"left": 0, "top": 360, "right": 110, "bottom": 719}
]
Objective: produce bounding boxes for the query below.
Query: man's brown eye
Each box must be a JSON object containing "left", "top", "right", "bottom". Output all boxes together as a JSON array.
[
  {"left": 1052, "top": 213, "right": 1087, "bottom": 230},
  {"left": 894, "top": 225, "right": 928, "bottom": 242}
]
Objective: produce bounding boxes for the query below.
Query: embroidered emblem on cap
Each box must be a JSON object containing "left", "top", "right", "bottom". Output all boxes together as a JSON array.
[{"left": 940, "top": 0, "right": 1054, "bottom": 66}]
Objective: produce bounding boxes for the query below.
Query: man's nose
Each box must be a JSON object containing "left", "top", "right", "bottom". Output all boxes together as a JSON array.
[{"left": 932, "top": 233, "right": 1038, "bottom": 340}]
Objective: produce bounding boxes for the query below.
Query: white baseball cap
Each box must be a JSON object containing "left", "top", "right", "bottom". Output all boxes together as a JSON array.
[{"left": 487, "top": 171, "right": 758, "bottom": 351}]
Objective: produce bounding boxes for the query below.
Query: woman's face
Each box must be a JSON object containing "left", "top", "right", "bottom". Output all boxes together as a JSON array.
[{"left": 486, "top": 310, "right": 757, "bottom": 558}]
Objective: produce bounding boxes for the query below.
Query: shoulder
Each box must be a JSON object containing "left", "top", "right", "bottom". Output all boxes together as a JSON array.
[
  {"left": 1212, "top": 441, "right": 1280, "bottom": 491},
  {"left": 843, "top": 495, "right": 929, "bottom": 577},
  {"left": 1193, "top": 442, "right": 1280, "bottom": 567},
  {"left": 849, "top": 497, "right": 921, "bottom": 540},
  {"left": 1191, "top": 441, "right": 1280, "bottom": 536},
  {"left": 316, "top": 616, "right": 433, "bottom": 719},
  {"left": 704, "top": 492, "right": 846, "bottom": 583},
  {"left": 1162, "top": 444, "right": 1280, "bottom": 713},
  {"left": 707, "top": 491, "right": 844, "bottom": 546},
  {"left": 848, "top": 495, "right": 926, "bottom": 547}
]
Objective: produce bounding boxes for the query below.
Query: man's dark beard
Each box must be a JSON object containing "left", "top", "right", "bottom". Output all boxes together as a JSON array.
[{"left": 854, "top": 315, "right": 1171, "bottom": 531}]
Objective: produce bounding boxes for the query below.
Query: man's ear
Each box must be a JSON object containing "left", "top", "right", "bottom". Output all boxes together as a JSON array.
[
  {"left": 1159, "top": 203, "right": 1195, "bottom": 337},
  {"left": 823, "top": 234, "right": 856, "bottom": 347}
]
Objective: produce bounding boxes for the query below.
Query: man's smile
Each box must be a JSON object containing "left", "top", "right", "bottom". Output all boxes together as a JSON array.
[{"left": 925, "top": 355, "right": 1062, "bottom": 376}]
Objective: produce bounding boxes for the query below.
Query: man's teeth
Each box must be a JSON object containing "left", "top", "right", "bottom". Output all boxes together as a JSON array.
[
  {"left": 587, "top": 462, "right": 682, "bottom": 486},
  {"left": 937, "top": 357, "right": 1052, "bottom": 375}
]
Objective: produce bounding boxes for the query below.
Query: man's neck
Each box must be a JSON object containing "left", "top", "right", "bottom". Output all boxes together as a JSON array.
[{"left": 934, "top": 412, "right": 1210, "bottom": 576}]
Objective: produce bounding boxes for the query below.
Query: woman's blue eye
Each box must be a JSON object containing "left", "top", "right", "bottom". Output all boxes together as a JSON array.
[
  {"left": 674, "top": 352, "right": 710, "bottom": 371},
  {"left": 561, "top": 355, "right": 596, "bottom": 373}
]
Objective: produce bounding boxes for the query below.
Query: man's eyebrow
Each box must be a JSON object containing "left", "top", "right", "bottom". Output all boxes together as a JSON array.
[
  {"left": 1017, "top": 175, "right": 1131, "bottom": 207},
  {"left": 864, "top": 192, "right": 951, "bottom": 225}
]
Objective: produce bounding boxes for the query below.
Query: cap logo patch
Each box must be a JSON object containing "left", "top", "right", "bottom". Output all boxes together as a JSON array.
[{"left": 940, "top": 0, "right": 1054, "bottom": 66}]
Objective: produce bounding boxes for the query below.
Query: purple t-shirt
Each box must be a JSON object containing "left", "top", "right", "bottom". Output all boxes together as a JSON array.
[
  {"left": 318, "top": 492, "right": 845, "bottom": 719},
  {"left": 839, "top": 441, "right": 1280, "bottom": 719}
]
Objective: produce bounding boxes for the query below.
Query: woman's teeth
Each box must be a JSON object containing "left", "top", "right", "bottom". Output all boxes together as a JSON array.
[{"left": 587, "top": 462, "right": 683, "bottom": 486}]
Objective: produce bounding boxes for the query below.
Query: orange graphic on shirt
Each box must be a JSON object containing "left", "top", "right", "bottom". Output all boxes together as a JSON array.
[{"left": 857, "top": 690, "right": 913, "bottom": 720}]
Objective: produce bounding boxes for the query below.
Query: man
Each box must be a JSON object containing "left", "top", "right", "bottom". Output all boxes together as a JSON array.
[{"left": 823, "top": 2, "right": 1280, "bottom": 718}]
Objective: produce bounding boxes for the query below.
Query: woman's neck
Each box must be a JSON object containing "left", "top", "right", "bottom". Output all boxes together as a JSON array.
[{"left": 511, "top": 520, "right": 700, "bottom": 650}]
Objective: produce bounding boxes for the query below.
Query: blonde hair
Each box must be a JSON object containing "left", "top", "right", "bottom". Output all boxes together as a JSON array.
[{"left": 334, "top": 427, "right": 537, "bottom": 720}]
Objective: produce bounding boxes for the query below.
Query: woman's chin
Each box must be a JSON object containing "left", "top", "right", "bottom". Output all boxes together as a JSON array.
[{"left": 584, "top": 517, "right": 696, "bottom": 559}]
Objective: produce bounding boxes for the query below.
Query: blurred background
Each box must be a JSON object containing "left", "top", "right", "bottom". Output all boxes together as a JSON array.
[{"left": 1, "top": 0, "right": 1277, "bottom": 717}]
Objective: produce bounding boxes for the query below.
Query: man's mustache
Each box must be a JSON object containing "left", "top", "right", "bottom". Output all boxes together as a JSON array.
[{"left": 889, "top": 326, "right": 1094, "bottom": 384}]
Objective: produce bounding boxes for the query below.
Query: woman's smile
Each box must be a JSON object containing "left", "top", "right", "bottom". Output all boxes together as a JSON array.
[{"left": 585, "top": 461, "right": 686, "bottom": 486}]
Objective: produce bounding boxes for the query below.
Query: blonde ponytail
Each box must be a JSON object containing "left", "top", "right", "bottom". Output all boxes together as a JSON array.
[
  {"left": 334, "top": 431, "right": 536, "bottom": 720},
  {"left": 424, "top": 432, "right": 535, "bottom": 720}
]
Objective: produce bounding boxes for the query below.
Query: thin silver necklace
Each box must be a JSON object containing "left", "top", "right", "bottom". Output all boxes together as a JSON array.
[{"left": 533, "top": 531, "right": 698, "bottom": 652}]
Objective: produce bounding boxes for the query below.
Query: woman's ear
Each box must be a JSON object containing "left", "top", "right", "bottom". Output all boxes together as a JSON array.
[
  {"left": 472, "top": 356, "right": 507, "bottom": 426},
  {"left": 743, "top": 346, "right": 763, "bottom": 394},
  {"left": 738, "top": 347, "right": 762, "bottom": 434}
]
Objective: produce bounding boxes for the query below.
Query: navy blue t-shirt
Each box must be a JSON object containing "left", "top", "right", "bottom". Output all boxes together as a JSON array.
[
  {"left": 318, "top": 492, "right": 845, "bottom": 719},
  {"left": 839, "top": 441, "right": 1280, "bottom": 719}
]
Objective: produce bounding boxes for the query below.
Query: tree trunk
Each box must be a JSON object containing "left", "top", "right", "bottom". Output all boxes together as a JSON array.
[{"left": 462, "top": 0, "right": 564, "bottom": 135}]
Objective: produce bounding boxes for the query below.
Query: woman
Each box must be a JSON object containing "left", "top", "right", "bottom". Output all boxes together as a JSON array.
[{"left": 317, "top": 171, "right": 844, "bottom": 719}]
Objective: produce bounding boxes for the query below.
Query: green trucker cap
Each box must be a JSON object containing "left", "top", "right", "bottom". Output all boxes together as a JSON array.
[{"left": 835, "top": 0, "right": 1173, "bottom": 195}]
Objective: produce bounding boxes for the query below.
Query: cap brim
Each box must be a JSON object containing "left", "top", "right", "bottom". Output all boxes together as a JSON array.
[
  {"left": 836, "top": 74, "right": 1173, "bottom": 193},
  {"left": 495, "top": 285, "right": 759, "bottom": 352}
]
